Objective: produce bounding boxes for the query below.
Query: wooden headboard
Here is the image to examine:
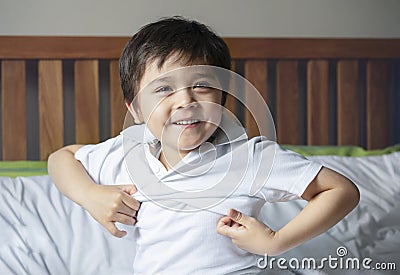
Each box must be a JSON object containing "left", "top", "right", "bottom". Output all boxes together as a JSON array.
[{"left": 1, "top": 37, "right": 399, "bottom": 160}]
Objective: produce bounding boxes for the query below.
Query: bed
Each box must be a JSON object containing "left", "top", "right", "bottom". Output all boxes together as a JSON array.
[{"left": 0, "top": 36, "right": 399, "bottom": 274}]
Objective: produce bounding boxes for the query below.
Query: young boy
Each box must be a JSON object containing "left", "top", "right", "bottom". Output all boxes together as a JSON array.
[{"left": 48, "top": 16, "right": 359, "bottom": 274}]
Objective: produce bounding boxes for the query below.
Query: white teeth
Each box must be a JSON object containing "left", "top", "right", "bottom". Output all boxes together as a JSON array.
[{"left": 175, "top": 119, "right": 199, "bottom": 125}]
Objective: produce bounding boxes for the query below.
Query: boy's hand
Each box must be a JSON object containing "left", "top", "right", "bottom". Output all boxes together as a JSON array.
[
  {"left": 216, "top": 208, "right": 278, "bottom": 255},
  {"left": 82, "top": 184, "right": 140, "bottom": 238}
]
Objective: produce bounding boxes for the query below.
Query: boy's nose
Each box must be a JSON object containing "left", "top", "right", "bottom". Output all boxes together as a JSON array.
[{"left": 174, "top": 87, "right": 196, "bottom": 109}]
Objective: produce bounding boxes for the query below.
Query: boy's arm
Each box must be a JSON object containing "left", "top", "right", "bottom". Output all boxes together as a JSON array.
[
  {"left": 216, "top": 167, "right": 360, "bottom": 256},
  {"left": 48, "top": 145, "right": 141, "bottom": 238}
]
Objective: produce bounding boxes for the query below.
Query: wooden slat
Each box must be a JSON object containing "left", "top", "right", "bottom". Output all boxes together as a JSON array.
[
  {"left": 337, "top": 60, "right": 359, "bottom": 145},
  {"left": 276, "top": 61, "right": 300, "bottom": 144},
  {"left": 244, "top": 60, "right": 268, "bottom": 138},
  {"left": 38, "top": 60, "right": 63, "bottom": 160},
  {"left": 1, "top": 37, "right": 400, "bottom": 59},
  {"left": 75, "top": 60, "right": 99, "bottom": 144},
  {"left": 366, "top": 61, "right": 390, "bottom": 149},
  {"left": 307, "top": 60, "right": 329, "bottom": 145},
  {"left": 109, "top": 60, "right": 126, "bottom": 137},
  {"left": 1, "top": 61, "right": 27, "bottom": 160}
]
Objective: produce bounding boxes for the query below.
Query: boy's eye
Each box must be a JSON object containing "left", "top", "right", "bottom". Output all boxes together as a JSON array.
[
  {"left": 193, "top": 82, "right": 212, "bottom": 91},
  {"left": 155, "top": 86, "right": 174, "bottom": 94}
]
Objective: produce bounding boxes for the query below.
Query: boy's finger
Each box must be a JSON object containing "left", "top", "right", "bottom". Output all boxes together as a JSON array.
[
  {"left": 116, "top": 184, "right": 138, "bottom": 195},
  {"left": 113, "top": 213, "right": 136, "bottom": 226},
  {"left": 122, "top": 193, "right": 141, "bottom": 211},
  {"left": 216, "top": 223, "right": 239, "bottom": 238},
  {"left": 117, "top": 203, "right": 137, "bottom": 218},
  {"left": 105, "top": 222, "right": 127, "bottom": 238},
  {"left": 231, "top": 221, "right": 241, "bottom": 229},
  {"left": 127, "top": 185, "right": 138, "bottom": 194},
  {"left": 228, "top": 208, "right": 252, "bottom": 227},
  {"left": 216, "top": 217, "right": 236, "bottom": 237},
  {"left": 216, "top": 216, "right": 231, "bottom": 227}
]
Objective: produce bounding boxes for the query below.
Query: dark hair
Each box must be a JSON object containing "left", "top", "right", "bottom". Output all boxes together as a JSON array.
[{"left": 119, "top": 16, "right": 231, "bottom": 104}]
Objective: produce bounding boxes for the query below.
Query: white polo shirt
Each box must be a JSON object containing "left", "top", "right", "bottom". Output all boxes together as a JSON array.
[{"left": 75, "top": 115, "right": 322, "bottom": 274}]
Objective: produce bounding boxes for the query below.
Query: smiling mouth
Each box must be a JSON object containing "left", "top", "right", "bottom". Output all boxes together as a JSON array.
[{"left": 173, "top": 119, "right": 200, "bottom": 125}]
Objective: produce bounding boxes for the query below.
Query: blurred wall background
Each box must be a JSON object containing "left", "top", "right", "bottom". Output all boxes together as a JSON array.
[{"left": 1, "top": 0, "right": 399, "bottom": 37}]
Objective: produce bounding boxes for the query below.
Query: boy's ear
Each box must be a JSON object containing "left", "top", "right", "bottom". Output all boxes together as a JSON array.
[{"left": 125, "top": 101, "right": 144, "bottom": 124}]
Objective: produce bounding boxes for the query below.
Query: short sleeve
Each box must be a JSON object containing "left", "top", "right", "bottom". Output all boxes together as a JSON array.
[
  {"left": 253, "top": 141, "right": 322, "bottom": 202},
  {"left": 75, "top": 144, "right": 99, "bottom": 171},
  {"left": 74, "top": 135, "right": 126, "bottom": 185}
]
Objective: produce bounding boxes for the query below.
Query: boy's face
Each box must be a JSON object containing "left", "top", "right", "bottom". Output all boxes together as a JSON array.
[{"left": 128, "top": 55, "right": 223, "bottom": 155}]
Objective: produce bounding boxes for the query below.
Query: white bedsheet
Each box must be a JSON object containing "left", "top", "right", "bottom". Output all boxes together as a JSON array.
[
  {"left": 0, "top": 176, "right": 135, "bottom": 275},
  {"left": 1, "top": 152, "right": 399, "bottom": 274},
  {"left": 261, "top": 152, "right": 400, "bottom": 274}
]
